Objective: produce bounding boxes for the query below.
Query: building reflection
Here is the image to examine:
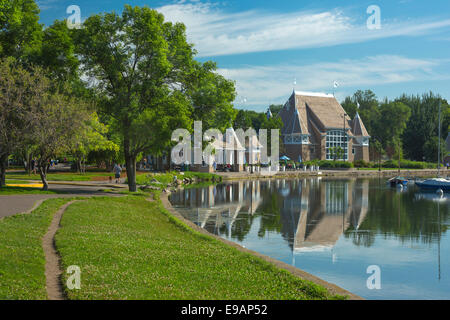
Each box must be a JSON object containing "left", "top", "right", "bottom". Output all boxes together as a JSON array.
[
  {"left": 170, "top": 178, "right": 370, "bottom": 252},
  {"left": 291, "top": 179, "right": 369, "bottom": 253},
  {"left": 170, "top": 181, "right": 262, "bottom": 237}
]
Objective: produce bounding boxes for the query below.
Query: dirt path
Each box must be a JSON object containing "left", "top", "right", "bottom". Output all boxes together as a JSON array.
[{"left": 42, "top": 200, "right": 77, "bottom": 300}]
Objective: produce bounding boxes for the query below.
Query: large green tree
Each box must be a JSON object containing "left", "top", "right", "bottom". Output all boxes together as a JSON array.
[
  {"left": 74, "top": 5, "right": 235, "bottom": 191},
  {"left": 376, "top": 101, "right": 411, "bottom": 153},
  {"left": 398, "top": 92, "right": 449, "bottom": 161},
  {"left": 71, "top": 112, "right": 120, "bottom": 173},
  {"left": 0, "top": 58, "right": 38, "bottom": 186},
  {"left": 189, "top": 61, "right": 237, "bottom": 131},
  {"left": 0, "top": 0, "right": 42, "bottom": 62},
  {"left": 39, "top": 19, "right": 80, "bottom": 82}
]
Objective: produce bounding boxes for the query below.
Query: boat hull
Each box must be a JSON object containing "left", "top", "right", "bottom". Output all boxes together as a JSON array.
[
  {"left": 415, "top": 180, "right": 450, "bottom": 191},
  {"left": 388, "top": 178, "right": 408, "bottom": 187}
]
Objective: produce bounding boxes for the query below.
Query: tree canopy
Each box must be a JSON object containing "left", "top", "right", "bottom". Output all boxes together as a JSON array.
[
  {"left": 342, "top": 90, "right": 449, "bottom": 162},
  {"left": 74, "top": 5, "right": 237, "bottom": 191},
  {"left": 0, "top": 0, "right": 42, "bottom": 62}
]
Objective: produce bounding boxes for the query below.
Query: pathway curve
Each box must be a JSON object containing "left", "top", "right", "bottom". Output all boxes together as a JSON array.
[
  {"left": 42, "top": 200, "right": 78, "bottom": 300},
  {"left": 0, "top": 183, "right": 125, "bottom": 219}
]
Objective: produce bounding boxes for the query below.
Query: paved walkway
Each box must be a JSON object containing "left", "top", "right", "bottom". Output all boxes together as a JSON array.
[{"left": 0, "top": 183, "right": 125, "bottom": 219}]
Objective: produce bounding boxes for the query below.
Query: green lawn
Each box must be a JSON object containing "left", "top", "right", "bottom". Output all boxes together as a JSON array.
[
  {"left": 0, "top": 186, "right": 63, "bottom": 195},
  {"left": 6, "top": 172, "right": 114, "bottom": 182},
  {"left": 56, "top": 195, "right": 343, "bottom": 300},
  {"left": 0, "top": 198, "right": 72, "bottom": 299},
  {"left": 5, "top": 179, "right": 35, "bottom": 184}
]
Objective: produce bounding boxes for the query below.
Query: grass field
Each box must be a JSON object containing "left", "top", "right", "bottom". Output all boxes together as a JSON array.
[
  {"left": 0, "top": 198, "right": 72, "bottom": 299},
  {"left": 55, "top": 195, "right": 343, "bottom": 300},
  {"left": 6, "top": 172, "right": 114, "bottom": 182},
  {"left": 0, "top": 191, "right": 344, "bottom": 300},
  {"left": 0, "top": 186, "right": 63, "bottom": 195}
]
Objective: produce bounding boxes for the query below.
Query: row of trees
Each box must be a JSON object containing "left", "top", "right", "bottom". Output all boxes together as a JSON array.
[
  {"left": 341, "top": 90, "right": 449, "bottom": 163},
  {"left": 0, "top": 1, "right": 242, "bottom": 191}
]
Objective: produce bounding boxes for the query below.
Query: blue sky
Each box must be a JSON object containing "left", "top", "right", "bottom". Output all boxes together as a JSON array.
[{"left": 37, "top": 0, "right": 450, "bottom": 111}]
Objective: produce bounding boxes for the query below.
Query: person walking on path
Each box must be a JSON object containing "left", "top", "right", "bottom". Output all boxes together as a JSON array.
[{"left": 113, "top": 164, "right": 122, "bottom": 184}]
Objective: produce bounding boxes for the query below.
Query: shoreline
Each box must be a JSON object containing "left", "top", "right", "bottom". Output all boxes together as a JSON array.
[
  {"left": 161, "top": 192, "right": 364, "bottom": 300},
  {"left": 216, "top": 169, "right": 445, "bottom": 181}
]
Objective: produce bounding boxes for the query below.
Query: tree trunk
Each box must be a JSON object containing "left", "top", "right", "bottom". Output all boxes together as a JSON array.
[
  {"left": 28, "top": 154, "right": 33, "bottom": 174},
  {"left": 39, "top": 164, "right": 49, "bottom": 191},
  {"left": 125, "top": 154, "right": 137, "bottom": 192},
  {"left": 23, "top": 152, "right": 32, "bottom": 174},
  {"left": 106, "top": 160, "right": 113, "bottom": 172},
  {"left": 167, "top": 149, "right": 172, "bottom": 171},
  {"left": 123, "top": 137, "right": 137, "bottom": 192},
  {"left": 0, "top": 155, "right": 7, "bottom": 188},
  {"left": 76, "top": 158, "right": 82, "bottom": 173}
]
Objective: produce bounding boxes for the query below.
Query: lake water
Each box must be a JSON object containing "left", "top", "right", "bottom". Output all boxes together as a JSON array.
[{"left": 169, "top": 178, "right": 450, "bottom": 300}]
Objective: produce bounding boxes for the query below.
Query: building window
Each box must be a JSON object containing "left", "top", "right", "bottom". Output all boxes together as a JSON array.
[
  {"left": 352, "top": 148, "right": 355, "bottom": 155},
  {"left": 285, "top": 135, "right": 292, "bottom": 143},
  {"left": 326, "top": 130, "right": 348, "bottom": 161}
]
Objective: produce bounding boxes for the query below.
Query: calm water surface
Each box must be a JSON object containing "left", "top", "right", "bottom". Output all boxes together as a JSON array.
[{"left": 170, "top": 178, "right": 450, "bottom": 300}]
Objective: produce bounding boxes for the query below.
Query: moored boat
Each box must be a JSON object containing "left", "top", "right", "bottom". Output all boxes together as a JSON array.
[
  {"left": 388, "top": 176, "right": 408, "bottom": 187},
  {"left": 415, "top": 178, "right": 450, "bottom": 191}
]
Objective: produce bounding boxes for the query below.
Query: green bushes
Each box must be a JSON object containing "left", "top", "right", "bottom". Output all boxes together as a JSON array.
[
  {"left": 381, "top": 160, "right": 436, "bottom": 169},
  {"left": 303, "top": 160, "right": 354, "bottom": 169},
  {"left": 353, "top": 159, "right": 438, "bottom": 169},
  {"left": 353, "top": 160, "right": 371, "bottom": 168}
]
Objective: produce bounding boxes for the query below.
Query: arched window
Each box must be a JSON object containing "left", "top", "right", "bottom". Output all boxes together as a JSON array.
[{"left": 326, "top": 130, "right": 348, "bottom": 160}]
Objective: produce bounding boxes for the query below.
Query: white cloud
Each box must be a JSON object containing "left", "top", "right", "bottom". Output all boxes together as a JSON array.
[
  {"left": 217, "top": 55, "right": 450, "bottom": 109},
  {"left": 36, "top": 0, "right": 60, "bottom": 10},
  {"left": 158, "top": 1, "right": 450, "bottom": 57}
]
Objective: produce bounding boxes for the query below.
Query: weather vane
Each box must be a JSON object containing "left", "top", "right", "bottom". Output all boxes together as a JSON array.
[{"left": 333, "top": 81, "right": 339, "bottom": 97}]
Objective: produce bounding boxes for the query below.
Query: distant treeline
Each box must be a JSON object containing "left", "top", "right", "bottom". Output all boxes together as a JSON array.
[{"left": 341, "top": 90, "right": 449, "bottom": 162}]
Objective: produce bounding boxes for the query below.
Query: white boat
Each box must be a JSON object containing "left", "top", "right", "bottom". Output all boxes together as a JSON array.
[{"left": 415, "top": 178, "right": 450, "bottom": 191}]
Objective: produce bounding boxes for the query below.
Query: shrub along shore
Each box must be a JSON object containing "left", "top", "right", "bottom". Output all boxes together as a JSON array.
[{"left": 282, "top": 159, "right": 439, "bottom": 170}]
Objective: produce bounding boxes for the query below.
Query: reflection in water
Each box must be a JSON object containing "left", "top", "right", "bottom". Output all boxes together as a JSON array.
[
  {"left": 170, "top": 178, "right": 450, "bottom": 300},
  {"left": 171, "top": 179, "right": 371, "bottom": 251}
]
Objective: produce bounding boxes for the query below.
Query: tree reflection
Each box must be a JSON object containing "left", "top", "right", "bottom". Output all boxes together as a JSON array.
[{"left": 170, "top": 177, "right": 450, "bottom": 250}]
